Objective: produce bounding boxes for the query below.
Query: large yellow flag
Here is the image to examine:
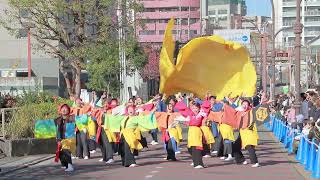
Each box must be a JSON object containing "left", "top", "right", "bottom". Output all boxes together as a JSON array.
[
  {"left": 159, "top": 18, "right": 176, "bottom": 92},
  {"left": 159, "top": 19, "right": 257, "bottom": 99}
]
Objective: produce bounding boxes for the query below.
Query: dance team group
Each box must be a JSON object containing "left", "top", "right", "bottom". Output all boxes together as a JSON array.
[{"left": 54, "top": 93, "right": 260, "bottom": 172}]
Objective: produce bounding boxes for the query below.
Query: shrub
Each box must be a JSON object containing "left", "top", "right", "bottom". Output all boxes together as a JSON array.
[{"left": 5, "top": 98, "right": 72, "bottom": 139}]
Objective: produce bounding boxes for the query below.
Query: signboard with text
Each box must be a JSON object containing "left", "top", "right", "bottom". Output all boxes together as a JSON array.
[{"left": 213, "top": 29, "right": 251, "bottom": 45}]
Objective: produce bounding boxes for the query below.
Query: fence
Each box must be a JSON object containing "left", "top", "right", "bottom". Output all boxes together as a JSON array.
[
  {"left": 264, "top": 116, "right": 320, "bottom": 179},
  {"left": 0, "top": 108, "right": 16, "bottom": 139}
]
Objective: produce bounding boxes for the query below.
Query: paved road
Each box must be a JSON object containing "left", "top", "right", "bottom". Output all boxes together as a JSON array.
[{"left": 1, "top": 126, "right": 307, "bottom": 180}]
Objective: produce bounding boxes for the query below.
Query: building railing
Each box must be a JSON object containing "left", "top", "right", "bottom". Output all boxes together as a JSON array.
[
  {"left": 283, "top": 11, "right": 297, "bottom": 17},
  {"left": 304, "top": 21, "right": 320, "bottom": 26},
  {"left": 264, "top": 116, "right": 320, "bottom": 179},
  {"left": 283, "top": 1, "right": 296, "bottom": 6}
]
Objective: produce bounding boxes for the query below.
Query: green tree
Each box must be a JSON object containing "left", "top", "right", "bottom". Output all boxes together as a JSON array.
[
  {"left": 86, "top": 41, "right": 120, "bottom": 96},
  {"left": 0, "top": 0, "right": 144, "bottom": 98}
]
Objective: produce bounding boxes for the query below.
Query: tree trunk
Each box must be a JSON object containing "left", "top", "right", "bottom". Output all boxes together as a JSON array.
[
  {"left": 59, "top": 61, "right": 74, "bottom": 97},
  {"left": 74, "top": 65, "right": 82, "bottom": 98}
]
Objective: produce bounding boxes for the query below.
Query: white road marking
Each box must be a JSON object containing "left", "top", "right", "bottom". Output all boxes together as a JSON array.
[
  {"left": 145, "top": 175, "right": 153, "bottom": 179},
  {"left": 155, "top": 166, "right": 163, "bottom": 169},
  {"left": 150, "top": 171, "right": 159, "bottom": 173}
]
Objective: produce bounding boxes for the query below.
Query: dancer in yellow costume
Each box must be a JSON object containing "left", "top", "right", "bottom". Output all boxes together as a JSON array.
[
  {"left": 233, "top": 100, "right": 260, "bottom": 168},
  {"left": 55, "top": 104, "right": 76, "bottom": 172}
]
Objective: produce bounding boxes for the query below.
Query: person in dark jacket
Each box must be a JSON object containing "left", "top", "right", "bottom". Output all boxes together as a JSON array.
[
  {"left": 310, "top": 99, "right": 320, "bottom": 121},
  {"left": 55, "top": 104, "right": 75, "bottom": 172}
]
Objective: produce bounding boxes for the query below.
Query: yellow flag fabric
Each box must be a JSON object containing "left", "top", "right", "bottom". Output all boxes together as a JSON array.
[
  {"left": 159, "top": 18, "right": 177, "bottom": 94},
  {"left": 159, "top": 19, "right": 257, "bottom": 99}
]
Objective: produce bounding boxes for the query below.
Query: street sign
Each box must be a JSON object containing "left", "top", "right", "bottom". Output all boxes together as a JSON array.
[
  {"left": 276, "top": 52, "right": 289, "bottom": 57},
  {"left": 213, "top": 29, "right": 251, "bottom": 45}
]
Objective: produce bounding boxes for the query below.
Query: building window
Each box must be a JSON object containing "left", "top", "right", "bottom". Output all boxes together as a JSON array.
[
  {"left": 139, "top": 30, "right": 156, "bottom": 35},
  {"left": 190, "top": 30, "right": 197, "bottom": 35},
  {"left": 179, "top": 18, "right": 197, "bottom": 25},
  {"left": 141, "top": 19, "right": 156, "bottom": 24},
  {"left": 159, "top": 8, "right": 178, "bottom": 12},
  {"left": 159, "top": 19, "right": 169, "bottom": 23},
  {"left": 144, "top": 8, "right": 156, "bottom": 12},
  {"left": 218, "top": 9, "right": 228, "bottom": 14},
  {"left": 218, "top": 16, "right": 227, "bottom": 21},
  {"left": 208, "top": 10, "right": 216, "bottom": 15},
  {"left": 159, "top": 30, "right": 165, "bottom": 35}
]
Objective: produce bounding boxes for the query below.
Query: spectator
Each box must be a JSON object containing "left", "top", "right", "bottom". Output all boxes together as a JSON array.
[
  {"left": 285, "top": 105, "right": 296, "bottom": 127},
  {"left": 300, "top": 93, "right": 309, "bottom": 121},
  {"left": 310, "top": 99, "right": 320, "bottom": 121},
  {"left": 308, "top": 119, "right": 320, "bottom": 145}
]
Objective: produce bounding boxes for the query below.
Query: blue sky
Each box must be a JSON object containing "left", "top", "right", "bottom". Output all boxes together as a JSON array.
[{"left": 246, "top": 0, "right": 272, "bottom": 17}]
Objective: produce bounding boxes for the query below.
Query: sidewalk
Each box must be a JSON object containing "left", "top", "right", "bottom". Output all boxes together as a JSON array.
[{"left": 0, "top": 154, "right": 54, "bottom": 175}]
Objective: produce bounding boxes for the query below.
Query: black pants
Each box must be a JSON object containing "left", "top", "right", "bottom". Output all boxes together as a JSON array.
[
  {"left": 202, "top": 143, "right": 211, "bottom": 156},
  {"left": 188, "top": 147, "right": 204, "bottom": 167},
  {"left": 60, "top": 149, "right": 72, "bottom": 168},
  {"left": 223, "top": 140, "right": 233, "bottom": 156},
  {"left": 213, "top": 133, "right": 224, "bottom": 157},
  {"left": 100, "top": 129, "right": 114, "bottom": 161},
  {"left": 166, "top": 139, "right": 177, "bottom": 161},
  {"left": 233, "top": 135, "right": 258, "bottom": 164},
  {"left": 88, "top": 139, "right": 96, "bottom": 151},
  {"left": 150, "top": 129, "right": 158, "bottom": 142},
  {"left": 119, "top": 135, "right": 136, "bottom": 167},
  {"left": 76, "top": 131, "right": 89, "bottom": 158}
]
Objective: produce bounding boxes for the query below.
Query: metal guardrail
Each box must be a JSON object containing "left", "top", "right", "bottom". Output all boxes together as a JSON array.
[{"left": 0, "top": 108, "right": 17, "bottom": 139}]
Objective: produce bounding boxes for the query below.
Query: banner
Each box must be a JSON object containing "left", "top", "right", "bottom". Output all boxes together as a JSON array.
[{"left": 34, "top": 119, "right": 56, "bottom": 139}]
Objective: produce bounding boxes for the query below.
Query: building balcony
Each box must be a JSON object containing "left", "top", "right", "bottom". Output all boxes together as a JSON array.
[
  {"left": 305, "top": 31, "right": 319, "bottom": 36},
  {"left": 304, "top": 21, "right": 320, "bottom": 26},
  {"left": 138, "top": 11, "right": 200, "bottom": 19},
  {"left": 137, "top": 23, "right": 201, "bottom": 31},
  {"left": 306, "top": 1, "right": 320, "bottom": 6},
  {"left": 305, "top": 11, "right": 320, "bottom": 16},
  {"left": 283, "top": 1, "right": 296, "bottom": 7},
  {"left": 140, "top": 0, "right": 200, "bottom": 8},
  {"left": 283, "top": 21, "right": 295, "bottom": 27},
  {"left": 283, "top": 11, "right": 297, "bottom": 17},
  {"left": 138, "top": 32, "right": 199, "bottom": 43},
  {"left": 283, "top": 31, "right": 295, "bottom": 37}
]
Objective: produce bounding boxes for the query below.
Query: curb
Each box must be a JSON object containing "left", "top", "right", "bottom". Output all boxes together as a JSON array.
[{"left": 0, "top": 155, "right": 55, "bottom": 176}]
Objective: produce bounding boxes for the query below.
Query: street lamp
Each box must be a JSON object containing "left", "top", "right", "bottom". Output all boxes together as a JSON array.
[{"left": 293, "top": 0, "right": 303, "bottom": 115}]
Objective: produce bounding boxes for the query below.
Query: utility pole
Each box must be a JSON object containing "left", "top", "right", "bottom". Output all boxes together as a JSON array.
[
  {"left": 270, "top": 0, "right": 276, "bottom": 101},
  {"left": 188, "top": 2, "right": 191, "bottom": 40},
  {"left": 179, "top": 0, "right": 182, "bottom": 41},
  {"left": 261, "top": 34, "right": 268, "bottom": 93},
  {"left": 27, "top": 29, "right": 31, "bottom": 80},
  {"left": 118, "top": 0, "right": 127, "bottom": 102},
  {"left": 294, "top": 0, "right": 303, "bottom": 115}
]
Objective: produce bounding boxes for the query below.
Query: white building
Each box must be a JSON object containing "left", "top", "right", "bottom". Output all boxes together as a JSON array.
[
  {"left": 201, "top": 0, "right": 247, "bottom": 32},
  {"left": 274, "top": 0, "right": 320, "bottom": 47}
]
